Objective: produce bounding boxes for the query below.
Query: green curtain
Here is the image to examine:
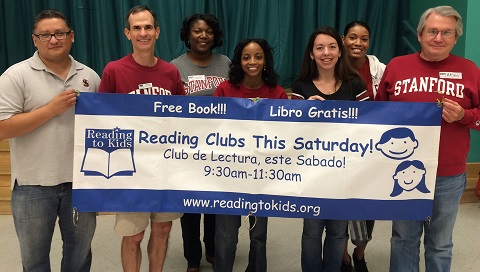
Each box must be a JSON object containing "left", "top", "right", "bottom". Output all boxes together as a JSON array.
[{"left": 0, "top": 0, "right": 409, "bottom": 87}]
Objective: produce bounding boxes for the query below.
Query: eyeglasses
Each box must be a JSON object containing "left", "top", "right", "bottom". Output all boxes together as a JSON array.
[
  {"left": 33, "top": 30, "right": 72, "bottom": 42},
  {"left": 424, "top": 28, "right": 455, "bottom": 39}
]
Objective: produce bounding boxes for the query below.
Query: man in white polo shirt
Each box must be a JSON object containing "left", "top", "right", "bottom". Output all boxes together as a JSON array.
[{"left": 0, "top": 9, "right": 99, "bottom": 271}]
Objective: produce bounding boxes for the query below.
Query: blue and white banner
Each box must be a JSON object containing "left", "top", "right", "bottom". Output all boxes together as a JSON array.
[{"left": 73, "top": 93, "right": 442, "bottom": 220}]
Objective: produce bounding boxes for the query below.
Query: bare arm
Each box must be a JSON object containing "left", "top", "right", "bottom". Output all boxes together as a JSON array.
[{"left": 0, "top": 89, "right": 78, "bottom": 140}]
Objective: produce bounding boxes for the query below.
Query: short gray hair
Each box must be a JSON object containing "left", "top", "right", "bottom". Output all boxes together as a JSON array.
[{"left": 417, "top": 6, "right": 463, "bottom": 37}]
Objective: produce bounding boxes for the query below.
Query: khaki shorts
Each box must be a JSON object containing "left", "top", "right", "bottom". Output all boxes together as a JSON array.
[{"left": 114, "top": 212, "right": 183, "bottom": 236}]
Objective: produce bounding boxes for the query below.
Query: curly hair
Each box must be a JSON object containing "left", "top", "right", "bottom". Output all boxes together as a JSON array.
[
  {"left": 229, "top": 38, "right": 279, "bottom": 88},
  {"left": 180, "top": 14, "right": 223, "bottom": 50}
]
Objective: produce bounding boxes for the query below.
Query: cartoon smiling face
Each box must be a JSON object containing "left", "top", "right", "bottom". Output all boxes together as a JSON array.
[
  {"left": 393, "top": 165, "right": 426, "bottom": 191},
  {"left": 390, "top": 160, "right": 430, "bottom": 197},
  {"left": 376, "top": 136, "right": 418, "bottom": 159},
  {"left": 376, "top": 127, "right": 419, "bottom": 160}
]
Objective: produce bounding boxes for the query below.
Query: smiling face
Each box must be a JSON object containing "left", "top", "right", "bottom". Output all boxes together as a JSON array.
[
  {"left": 376, "top": 136, "right": 418, "bottom": 159},
  {"left": 241, "top": 42, "right": 265, "bottom": 80},
  {"left": 32, "top": 18, "right": 74, "bottom": 63},
  {"left": 188, "top": 19, "right": 214, "bottom": 54},
  {"left": 418, "top": 12, "right": 458, "bottom": 61},
  {"left": 343, "top": 25, "right": 370, "bottom": 60},
  {"left": 310, "top": 34, "right": 341, "bottom": 72},
  {"left": 393, "top": 165, "right": 426, "bottom": 192},
  {"left": 124, "top": 10, "right": 160, "bottom": 53}
]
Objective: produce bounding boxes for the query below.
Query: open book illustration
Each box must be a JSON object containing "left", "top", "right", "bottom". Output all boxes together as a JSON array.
[{"left": 81, "top": 147, "right": 136, "bottom": 179}]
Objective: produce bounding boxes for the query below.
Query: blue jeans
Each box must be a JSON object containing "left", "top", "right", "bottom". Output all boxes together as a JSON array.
[
  {"left": 214, "top": 214, "right": 268, "bottom": 272},
  {"left": 301, "top": 219, "right": 348, "bottom": 272},
  {"left": 11, "top": 181, "right": 97, "bottom": 272},
  {"left": 390, "top": 173, "right": 466, "bottom": 272}
]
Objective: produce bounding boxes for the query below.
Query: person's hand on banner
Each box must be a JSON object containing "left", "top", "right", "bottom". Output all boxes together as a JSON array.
[{"left": 307, "top": 95, "right": 325, "bottom": 101}]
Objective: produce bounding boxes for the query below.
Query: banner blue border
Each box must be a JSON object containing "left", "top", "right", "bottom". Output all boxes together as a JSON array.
[
  {"left": 73, "top": 189, "right": 433, "bottom": 220},
  {"left": 75, "top": 92, "right": 442, "bottom": 126},
  {"left": 74, "top": 93, "right": 441, "bottom": 219}
]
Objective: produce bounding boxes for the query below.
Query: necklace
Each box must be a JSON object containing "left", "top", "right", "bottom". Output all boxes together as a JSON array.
[{"left": 313, "top": 79, "right": 339, "bottom": 95}]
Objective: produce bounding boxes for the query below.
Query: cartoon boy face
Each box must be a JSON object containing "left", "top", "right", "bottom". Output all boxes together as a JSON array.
[
  {"left": 376, "top": 136, "right": 418, "bottom": 159},
  {"left": 392, "top": 165, "right": 426, "bottom": 192},
  {"left": 376, "top": 128, "right": 419, "bottom": 160}
]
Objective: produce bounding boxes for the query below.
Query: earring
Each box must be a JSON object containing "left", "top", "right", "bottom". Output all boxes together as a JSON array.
[{"left": 263, "top": 66, "right": 267, "bottom": 71}]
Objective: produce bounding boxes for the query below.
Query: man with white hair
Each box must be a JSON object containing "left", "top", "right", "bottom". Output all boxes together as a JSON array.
[{"left": 376, "top": 6, "right": 480, "bottom": 272}]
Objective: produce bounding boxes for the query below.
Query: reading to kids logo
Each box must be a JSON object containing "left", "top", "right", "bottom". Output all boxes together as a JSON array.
[{"left": 81, "top": 127, "right": 136, "bottom": 179}]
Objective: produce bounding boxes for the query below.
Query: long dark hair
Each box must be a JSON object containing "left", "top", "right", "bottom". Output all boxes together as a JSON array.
[
  {"left": 180, "top": 14, "right": 224, "bottom": 50},
  {"left": 229, "top": 38, "right": 278, "bottom": 88},
  {"left": 294, "top": 26, "right": 358, "bottom": 87}
]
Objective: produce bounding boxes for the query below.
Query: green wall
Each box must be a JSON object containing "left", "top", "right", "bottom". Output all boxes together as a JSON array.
[
  {"left": 464, "top": 0, "right": 480, "bottom": 162},
  {"left": 0, "top": 0, "right": 409, "bottom": 88},
  {"left": 410, "top": 0, "right": 480, "bottom": 162},
  {"left": 409, "top": 0, "right": 467, "bottom": 56}
]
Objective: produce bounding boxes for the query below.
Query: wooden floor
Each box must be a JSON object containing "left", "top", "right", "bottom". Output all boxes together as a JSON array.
[
  {"left": 1, "top": 140, "right": 479, "bottom": 271},
  {"left": 1, "top": 203, "right": 480, "bottom": 271}
]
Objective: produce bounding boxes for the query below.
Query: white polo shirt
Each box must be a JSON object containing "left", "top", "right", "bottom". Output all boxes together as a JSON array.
[{"left": 0, "top": 51, "right": 100, "bottom": 187}]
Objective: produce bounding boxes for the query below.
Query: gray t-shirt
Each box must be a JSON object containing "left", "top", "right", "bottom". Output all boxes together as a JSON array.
[
  {"left": 0, "top": 51, "right": 100, "bottom": 186},
  {"left": 171, "top": 53, "right": 230, "bottom": 96}
]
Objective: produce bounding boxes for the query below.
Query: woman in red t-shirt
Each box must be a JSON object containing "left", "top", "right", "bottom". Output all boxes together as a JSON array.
[
  {"left": 213, "top": 38, "right": 287, "bottom": 272},
  {"left": 340, "top": 21, "right": 386, "bottom": 272}
]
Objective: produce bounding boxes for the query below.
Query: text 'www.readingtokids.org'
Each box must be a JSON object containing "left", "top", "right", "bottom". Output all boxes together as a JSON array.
[{"left": 183, "top": 197, "right": 321, "bottom": 216}]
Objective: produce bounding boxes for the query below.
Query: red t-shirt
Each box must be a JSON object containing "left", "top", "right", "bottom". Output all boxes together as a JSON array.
[
  {"left": 214, "top": 81, "right": 288, "bottom": 99},
  {"left": 99, "top": 54, "right": 185, "bottom": 96}
]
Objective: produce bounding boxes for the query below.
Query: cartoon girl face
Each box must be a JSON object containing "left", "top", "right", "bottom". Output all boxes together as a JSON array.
[
  {"left": 376, "top": 127, "right": 419, "bottom": 160},
  {"left": 390, "top": 160, "right": 430, "bottom": 197},
  {"left": 392, "top": 165, "right": 426, "bottom": 191}
]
